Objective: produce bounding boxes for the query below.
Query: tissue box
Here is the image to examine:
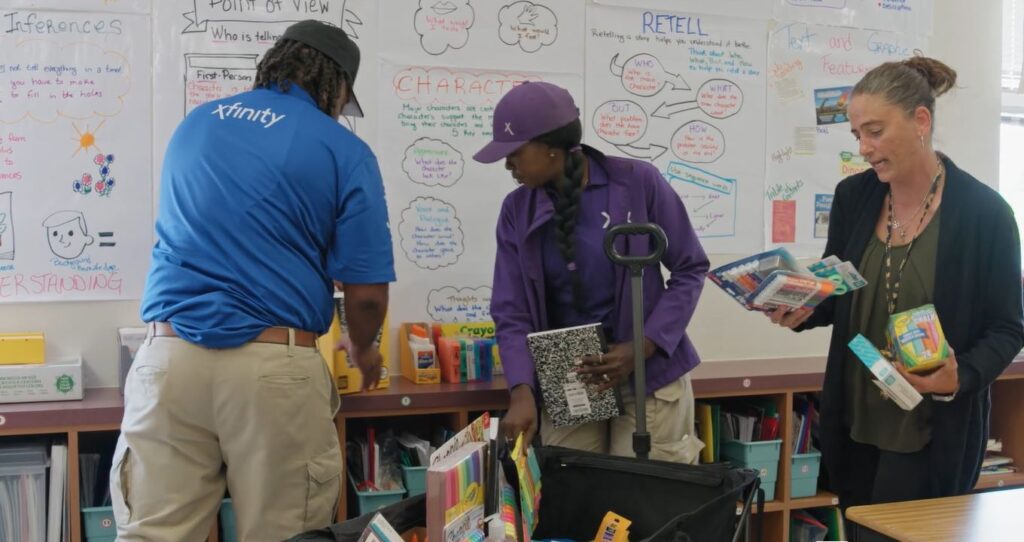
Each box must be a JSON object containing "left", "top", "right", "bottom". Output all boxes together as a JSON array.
[
  {"left": 0, "top": 332, "right": 44, "bottom": 365},
  {"left": 0, "top": 356, "right": 83, "bottom": 403},
  {"left": 887, "top": 304, "right": 949, "bottom": 374}
]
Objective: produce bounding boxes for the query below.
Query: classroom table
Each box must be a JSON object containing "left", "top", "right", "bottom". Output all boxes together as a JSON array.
[{"left": 844, "top": 487, "right": 1024, "bottom": 542}]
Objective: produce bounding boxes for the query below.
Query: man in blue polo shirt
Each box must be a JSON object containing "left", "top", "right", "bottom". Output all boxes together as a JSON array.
[{"left": 111, "top": 20, "right": 394, "bottom": 541}]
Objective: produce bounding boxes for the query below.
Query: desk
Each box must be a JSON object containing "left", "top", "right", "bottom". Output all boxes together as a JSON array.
[{"left": 845, "top": 488, "right": 1024, "bottom": 542}]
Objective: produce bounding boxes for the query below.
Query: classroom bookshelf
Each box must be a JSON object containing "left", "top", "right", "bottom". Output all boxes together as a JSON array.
[{"left": 1, "top": 357, "right": 1021, "bottom": 542}]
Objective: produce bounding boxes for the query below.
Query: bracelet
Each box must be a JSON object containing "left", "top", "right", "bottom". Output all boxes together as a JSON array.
[{"left": 931, "top": 391, "right": 957, "bottom": 402}]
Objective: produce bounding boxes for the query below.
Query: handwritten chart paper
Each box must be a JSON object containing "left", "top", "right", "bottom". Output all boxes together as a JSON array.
[
  {"left": 0, "top": 8, "right": 151, "bottom": 302},
  {"left": 585, "top": 4, "right": 768, "bottom": 254},
  {"left": 379, "top": 61, "right": 582, "bottom": 326},
  {"left": 765, "top": 23, "right": 925, "bottom": 254}
]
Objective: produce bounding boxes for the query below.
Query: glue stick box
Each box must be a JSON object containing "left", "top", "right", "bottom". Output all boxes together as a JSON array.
[{"left": 886, "top": 304, "right": 949, "bottom": 374}]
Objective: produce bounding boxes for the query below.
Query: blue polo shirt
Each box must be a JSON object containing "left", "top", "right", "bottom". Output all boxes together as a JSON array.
[{"left": 141, "top": 84, "right": 395, "bottom": 348}]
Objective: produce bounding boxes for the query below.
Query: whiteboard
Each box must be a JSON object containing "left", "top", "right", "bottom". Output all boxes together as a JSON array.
[
  {"left": 764, "top": 22, "right": 926, "bottom": 255},
  {"left": 152, "top": 0, "right": 379, "bottom": 215},
  {"left": 0, "top": 6, "right": 152, "bottom": 302},
  {"left": 585, "top": 4, "right": 769, "bottom": 254},
  {"left": 378, "top": 0, "right": 585, "bottom": 73},
  {"left": 774, "top": 0, "right": 933, "bottom": 36},
  {"left": 594, "top": 0, "right": 772, "bottom": 21}
]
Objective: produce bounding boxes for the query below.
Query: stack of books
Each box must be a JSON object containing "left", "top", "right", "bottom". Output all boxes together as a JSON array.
[{"left": 980, "top": 439, "right": 1017, "bottom": 476}]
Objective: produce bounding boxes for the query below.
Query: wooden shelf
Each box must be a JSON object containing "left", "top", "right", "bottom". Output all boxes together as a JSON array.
[
  {"left": 790, "top": 490, "right": 841, "bottom": 509},
  {"left": 2, "top": 356, "right": 1021, "bottom": 542},
  {"left": 738, "top": 499, "right": 786, "bottom": 514},
  {"left": 974, "top": 472, "right": 1024, "bottom": 490}
]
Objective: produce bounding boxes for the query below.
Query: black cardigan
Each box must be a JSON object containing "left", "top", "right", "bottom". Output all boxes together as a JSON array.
[{"left": 800, "top": 154, "right": 1024, "bottom": 496}]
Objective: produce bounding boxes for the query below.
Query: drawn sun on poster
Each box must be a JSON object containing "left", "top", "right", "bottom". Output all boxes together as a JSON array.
[{"left": 71, "top": 120, "right": 106, "bottom": 157}]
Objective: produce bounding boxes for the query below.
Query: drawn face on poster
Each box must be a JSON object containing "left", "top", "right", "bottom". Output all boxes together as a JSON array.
[{"left": 43, "top": 211, "right": 94, "bottom": 260}]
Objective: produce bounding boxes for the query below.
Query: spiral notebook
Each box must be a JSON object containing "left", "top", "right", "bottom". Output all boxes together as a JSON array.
[{"left": 527, "top": 323, "right": 621, "bottom": 428}]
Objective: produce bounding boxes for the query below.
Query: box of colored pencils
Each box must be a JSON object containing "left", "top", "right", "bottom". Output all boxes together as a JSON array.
[{"left": 887, "top": 304, "right": 949, "bottom": 374}]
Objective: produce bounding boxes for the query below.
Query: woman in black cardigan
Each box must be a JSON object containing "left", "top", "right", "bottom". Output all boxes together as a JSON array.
[{"left": 770, "top": 56, "right": 1024, "bottom": 534}]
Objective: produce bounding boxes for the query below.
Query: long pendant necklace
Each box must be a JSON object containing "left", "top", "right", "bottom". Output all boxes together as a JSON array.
[{"left": 882, "top": 157, "right": 943, "bottom": 316}]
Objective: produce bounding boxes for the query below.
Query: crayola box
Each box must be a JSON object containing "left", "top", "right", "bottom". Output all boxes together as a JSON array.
[{"left": 887, "top": 304, "right": 949, "bottom": 374}]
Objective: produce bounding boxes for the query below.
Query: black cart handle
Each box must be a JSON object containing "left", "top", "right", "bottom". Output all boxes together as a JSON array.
[{"left": 603, "top": 223, "right": 668, "bottom": 269}]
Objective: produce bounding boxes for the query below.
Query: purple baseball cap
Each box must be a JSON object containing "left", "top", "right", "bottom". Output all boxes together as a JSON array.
[{"left": 473, "top": 82, "right": 580, "bottom": 163}]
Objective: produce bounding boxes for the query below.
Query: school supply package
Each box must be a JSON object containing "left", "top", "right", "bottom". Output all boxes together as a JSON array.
[
  {"left": 526, "top": 323, "right": 621, "bottom": 428},
  {"left": 707, "top": 248, "right": 866, "bottom": 311},
  {"left": 886, "top": 304, "right": 949, "bottom": 374},
  {"left": 848, "top": 334, "right": 923, "bottom": 410}
]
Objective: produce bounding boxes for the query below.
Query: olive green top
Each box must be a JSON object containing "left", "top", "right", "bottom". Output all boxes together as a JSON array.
[{"left": 843, "top": 211, "right": 940, "bottom": 453}]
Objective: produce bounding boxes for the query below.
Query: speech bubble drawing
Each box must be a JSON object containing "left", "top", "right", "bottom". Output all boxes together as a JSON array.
[
  {"left": 696, "top": 79, "right": 743, "bottom": 119},
  {"left": 402, "top": 138, "right": 465, "bottom": 187},
  {"left": 399, "top": 197, "right": 464, "bottom": 270},
  {"left": 498, "top": 1, "right": 558, "bottom": 53},
  {"left": 0, "top": 40, "right": 131, "bottom": 123},
  {"left": 414, "top": 0, "right": 475, "bottom": 55},
  {"left": 592, "top": 100, "right": 648, "bottom": 146},
  {"left": 670, "top": 121, "right": 725, "bottom": 163},
  {"left": 427, "top": 285, "right": 492, "bottom": 322},
  {"left": 609, "top": 53, "right": 690, "bottom": 97}
]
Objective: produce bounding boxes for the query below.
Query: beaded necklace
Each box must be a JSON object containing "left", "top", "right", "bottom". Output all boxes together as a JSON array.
[{"left": 882, "top": 157, "right": 943, "bottom": 316}]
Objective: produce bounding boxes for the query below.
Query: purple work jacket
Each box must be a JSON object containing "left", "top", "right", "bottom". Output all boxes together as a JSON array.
[{"left": 491, "top": 146, "right": 709, "bottom": 395}]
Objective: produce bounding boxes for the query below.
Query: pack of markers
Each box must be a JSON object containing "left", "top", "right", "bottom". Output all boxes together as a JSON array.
[{"left": 707, "top": 248, "right": 867, "bottom": 311}]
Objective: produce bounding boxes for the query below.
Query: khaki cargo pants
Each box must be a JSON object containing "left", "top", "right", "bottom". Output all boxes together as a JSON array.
[
  {"left": 541, "top": 373, "right": 703, "bottom": 463},
  {"left": 111, "top": 333, "right": 342, "bottom": 542}
]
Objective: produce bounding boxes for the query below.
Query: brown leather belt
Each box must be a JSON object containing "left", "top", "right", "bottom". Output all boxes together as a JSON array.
[{"left": 150, "top": 322, "right": 317, "bottom": 348}]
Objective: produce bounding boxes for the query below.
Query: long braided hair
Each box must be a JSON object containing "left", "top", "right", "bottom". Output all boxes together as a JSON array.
[
  {"left": 534, "top": 119, "right": 586, "bottom": 310},
  {"left": 253, "top": 39, "right": 348, "bottom": 117}
]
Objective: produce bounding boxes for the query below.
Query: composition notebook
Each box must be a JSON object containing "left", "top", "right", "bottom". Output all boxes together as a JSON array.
[{"left": 527, "top": 323, "right": 621, "bottom": 427}]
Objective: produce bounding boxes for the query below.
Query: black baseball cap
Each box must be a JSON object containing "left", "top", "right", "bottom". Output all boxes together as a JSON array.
[{"left": 281, "top": 19, "right": 363, "bottom": 117}]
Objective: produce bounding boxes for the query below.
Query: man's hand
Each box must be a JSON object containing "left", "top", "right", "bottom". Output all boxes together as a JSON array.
[
  {"left": 347, "top": 343, "right": 383, "bottom": 391},
  {"left": 576, "top": 339, "right": 657, "bottom": 393},
  {"left": 893, "top": 348, "right": 959, "bottom": 395},
  {"left": 501, "top": 385, "right": 538, "bottom": 445}
]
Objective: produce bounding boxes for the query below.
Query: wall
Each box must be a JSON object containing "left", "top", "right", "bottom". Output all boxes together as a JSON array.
[{"left": 0, "top": 1, "right": 1003, "bottom": 388}]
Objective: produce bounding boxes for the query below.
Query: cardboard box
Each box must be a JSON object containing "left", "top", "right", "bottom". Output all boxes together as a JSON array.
[
  {"left": 399, "top": 323, "right": 441, "bottom": 384},
  {"left": 318, "top": 305, "right": 390, "bottom": 395},
  {"left": 848, "top": 334, "right": 922, "bottom": 410},
  {"left": 887, "top": 304, "right": 949, "bottom": 374},
  {"left": 0, "top": 356, "right": 83, "bottom": 403},
  {"left": 0, "top": 332, "right": 45, "bottom": 365}
]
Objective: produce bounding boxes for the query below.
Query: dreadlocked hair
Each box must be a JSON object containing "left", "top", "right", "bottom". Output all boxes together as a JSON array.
[
  {"left": 534, "top": 119, "right": 586, "bottom": 310},
  {"left": 253, "top": 39, "right": 347, "bottom": 116}
]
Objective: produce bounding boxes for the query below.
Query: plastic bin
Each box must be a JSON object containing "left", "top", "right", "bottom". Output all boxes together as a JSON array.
[
  {"left": 790, "top": 450, "right": 822, "bottom": 498},
  {"left": 220, "top": 498, "right": 237, "bottom": 542},
  {"left": 720, "top": 439, "right": 782, "bottom": 463},
  {"left": 82, "top": 506, "right": 117, "bottom": 540},
  {"left": 0, "top": 444, "right": 48, "bottom": 541},
  {"left": 349, "top": 475, "right": 406, "bottom": 515},
  {"left": 720, "top": 439, "right": 782, "bottom": 501},
  {"left": 401, "top": 465, "right": 427, "bottom": 496}
]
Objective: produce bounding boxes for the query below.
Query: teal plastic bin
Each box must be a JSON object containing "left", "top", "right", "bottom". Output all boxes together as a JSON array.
[
  {"left": 349, "top": 475, "right": 406, "bottom": 515},
  {"left": 220, "top": 498, "right": 237, "bottom": 542},
  {"left": 721, "top": 439, "right": 782, "bottom": 501},
  {"left": 401, "top": 465, "right": 427, "bottom": 496},
  {"left": 720, "top": 439, "right": 782, "bottom": 463},
  {"left": 81, "top": 506, "right": 116, "bottom": 540},
  {"left": 790, "top": 450, "right": 822, "bottom": 498}
]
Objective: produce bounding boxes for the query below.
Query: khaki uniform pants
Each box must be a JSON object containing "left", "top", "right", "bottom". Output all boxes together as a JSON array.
[
  {"left": 541, "top": 374, "right": 703, "bottom": 463},
  {"left": 111, "top": 334, "right": 341, "bottom": 542}
]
